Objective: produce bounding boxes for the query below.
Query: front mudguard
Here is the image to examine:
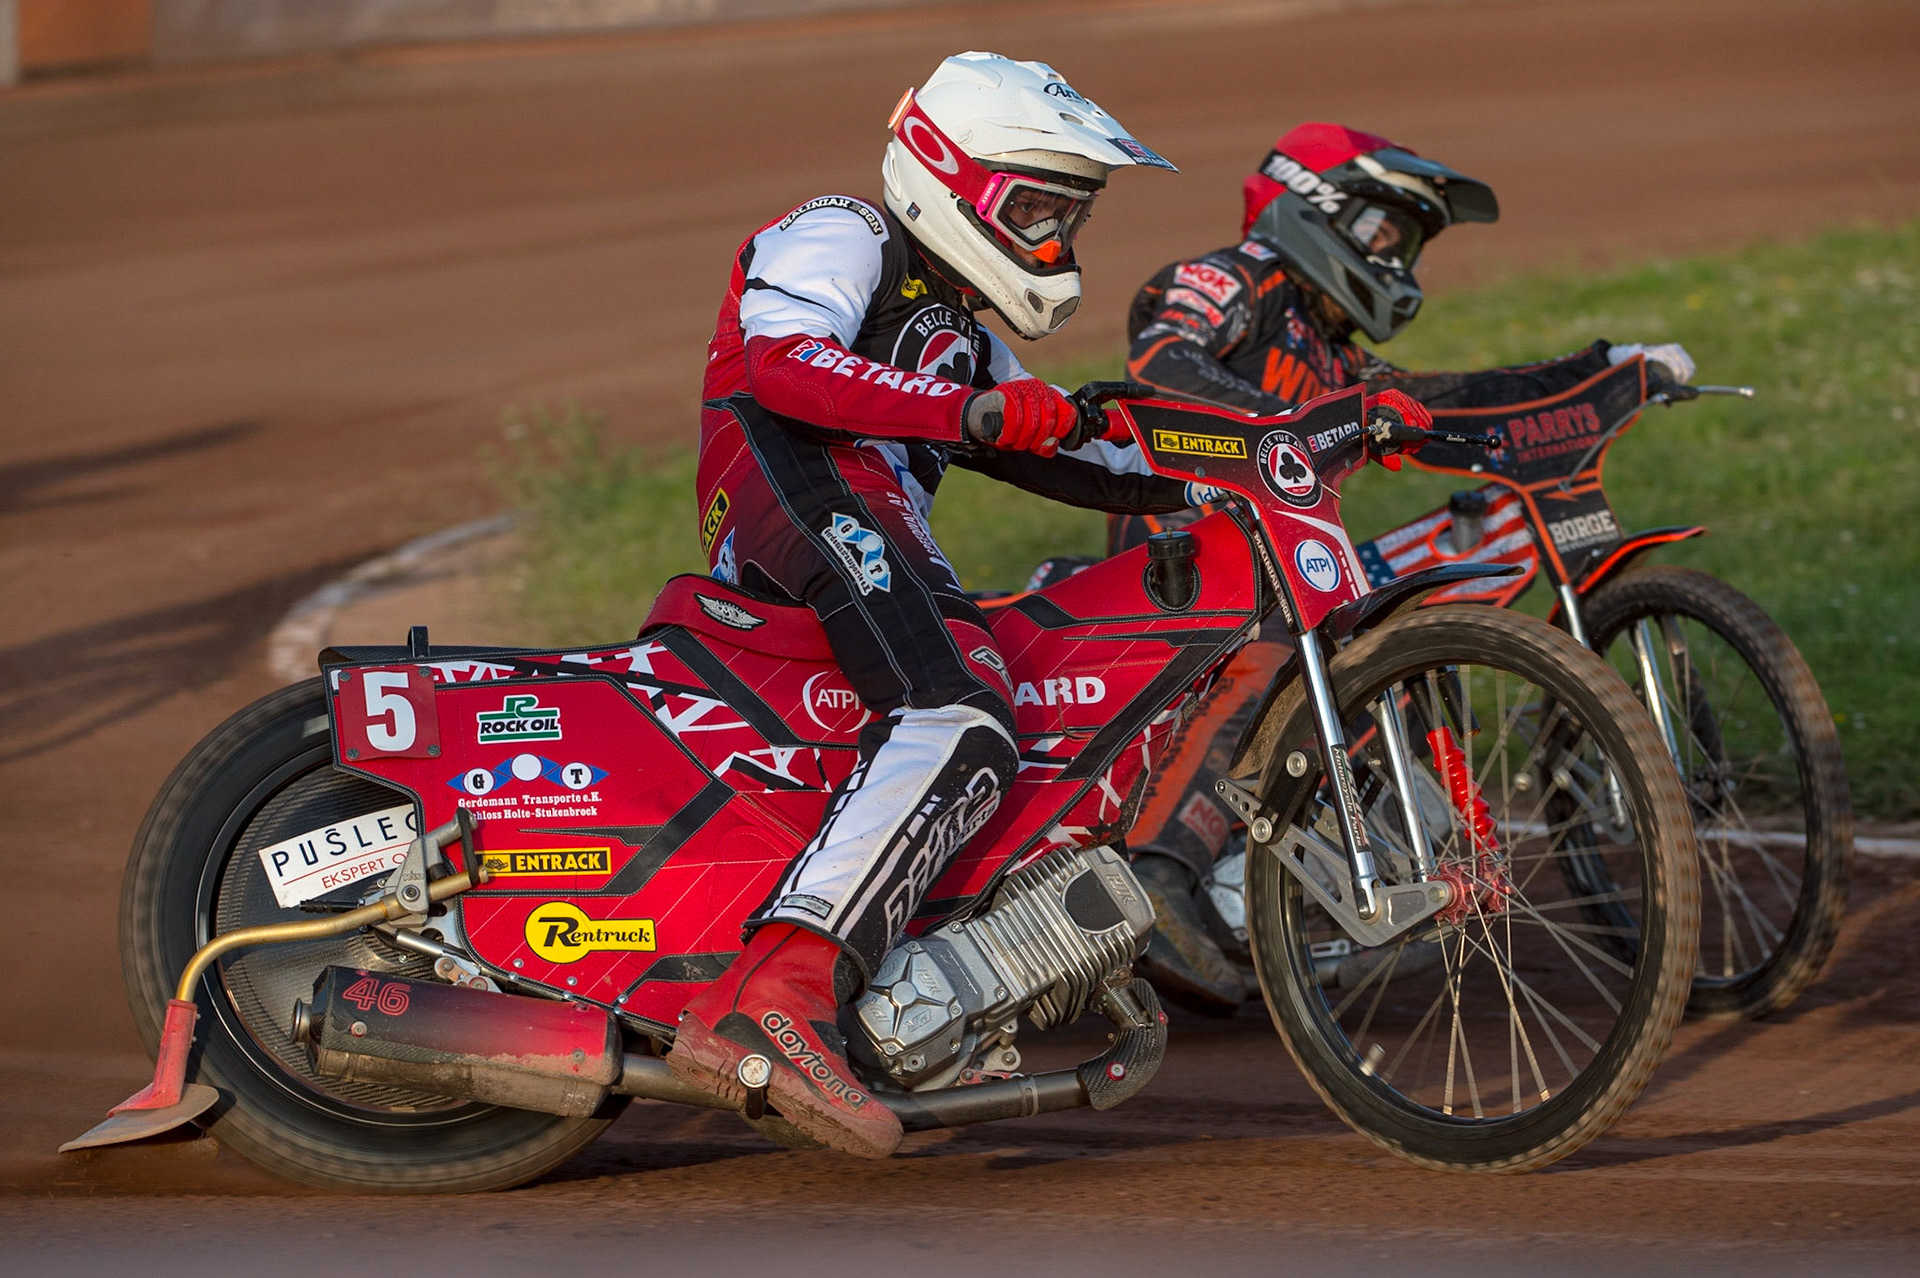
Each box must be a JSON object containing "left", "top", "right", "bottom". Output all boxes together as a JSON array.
[
  {"left": 1226, "top": 562, "right": 1523, "bottom": 775},
  {"left": 1547, "top": 526, "right": 1708, "bottom": 627}
]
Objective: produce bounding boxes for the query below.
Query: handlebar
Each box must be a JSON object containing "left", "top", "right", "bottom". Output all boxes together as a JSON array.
[
  {"left": 1065, "top": 381, "right": 1156, "bottom": 450},
  {"left": 1415, "top": 427, "right": 1502, "bottom": 450}
]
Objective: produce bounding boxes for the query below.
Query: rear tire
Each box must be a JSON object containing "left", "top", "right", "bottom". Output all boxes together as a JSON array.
[
  {"left": 1583, "top": 565, "right": 1852, "bottom": 1019},
  {"left": 119, "top": 680, "right": 623, "bottom": 1192},
  {"left": 1245, "top": 608, "right": 1698, "bottom": 1172}
]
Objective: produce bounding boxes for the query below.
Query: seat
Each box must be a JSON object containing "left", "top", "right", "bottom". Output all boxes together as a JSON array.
[{"left": 637, "top": 574, "right": 834, "bottom": 662}]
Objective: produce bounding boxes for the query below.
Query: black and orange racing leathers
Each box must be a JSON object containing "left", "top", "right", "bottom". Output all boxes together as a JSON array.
[{"left": 1112, "top": 238, "right": 1614, "bottom": 884}]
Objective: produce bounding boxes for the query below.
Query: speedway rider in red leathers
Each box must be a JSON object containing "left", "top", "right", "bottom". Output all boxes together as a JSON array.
[
  {"left": 1112, "top": 123, "right": 1696, "bottom": 1013},
  {"left": 669, "top": 52, "right": 1216, "bottom": 1159}
]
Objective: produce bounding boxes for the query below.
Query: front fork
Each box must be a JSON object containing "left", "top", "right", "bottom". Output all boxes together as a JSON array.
[{"left": 1295, "top": 626, "right": 1387, "bottom": 921}]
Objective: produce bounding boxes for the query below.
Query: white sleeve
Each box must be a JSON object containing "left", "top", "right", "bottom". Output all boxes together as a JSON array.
[
  {"left": 738, "top": 198, "right": 889, "bottom": 347},
  {"left": 985, "top": 329, "right": 1031, "bottom": 383},
  {"left": 1057, "top": 436, "right": 1155, "bottom": 477}
]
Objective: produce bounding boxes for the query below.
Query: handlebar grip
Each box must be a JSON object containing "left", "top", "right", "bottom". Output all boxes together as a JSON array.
[{"left": 1423, "top": 429, "right": 1503, "bottom": 450}]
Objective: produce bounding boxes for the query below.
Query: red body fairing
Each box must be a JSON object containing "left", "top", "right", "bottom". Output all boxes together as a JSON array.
[{"left": 328, "top": 518, "right": 1260, "bottom": 1032}]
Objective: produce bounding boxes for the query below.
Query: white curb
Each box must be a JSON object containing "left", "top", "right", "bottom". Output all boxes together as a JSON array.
[{"left": 266, "top": 514, "right": 516, "bottom": 683}]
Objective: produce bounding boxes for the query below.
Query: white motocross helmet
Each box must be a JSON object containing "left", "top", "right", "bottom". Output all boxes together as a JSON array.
[{"left": 881, "top": 52, "right": 1176, "bottom": 341}]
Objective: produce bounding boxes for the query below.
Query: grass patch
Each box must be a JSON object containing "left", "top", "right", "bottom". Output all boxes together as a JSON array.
[{"left": 500, "top": 222, "right": 1920, "bottom": 816}]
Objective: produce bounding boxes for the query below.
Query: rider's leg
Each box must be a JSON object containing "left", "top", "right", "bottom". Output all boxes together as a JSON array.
[
  {"left": 673, "top": 417, "right": 1016, "bottom": 1155},
  {"left": 1128, "top": 636, "right": 1291, "bottom": 1014}
]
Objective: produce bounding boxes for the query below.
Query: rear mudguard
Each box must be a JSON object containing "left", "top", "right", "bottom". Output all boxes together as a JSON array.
[{"left": 1226, "top": 562, "right": 1523, "bottom": 775}]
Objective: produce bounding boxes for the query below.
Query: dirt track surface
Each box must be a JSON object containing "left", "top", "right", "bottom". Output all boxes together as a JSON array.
[{"left": 2, "top": 0, "right": 1918, "bottom": 1266}]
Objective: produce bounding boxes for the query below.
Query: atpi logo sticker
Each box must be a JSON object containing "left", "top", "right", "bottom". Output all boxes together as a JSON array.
[
  {"left": 476, "top": 694, "right": 561, "bottom": 744},
  {"left": 1257, "top": 430, "right": 1320, "bottom": 506},
  {"left": 802, "top": 670, "right": 872, "bottom": 734},
  {"left": 1293, "top": 539, "right": 1343, "bottom": 592},
  {"left": 525, "top": 901, "right": 656, "bottom": 963}
]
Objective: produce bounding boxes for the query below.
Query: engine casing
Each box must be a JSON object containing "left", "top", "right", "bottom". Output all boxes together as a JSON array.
[{"left": 852, "top": 845, "right": 1154, "bottom": 1090}]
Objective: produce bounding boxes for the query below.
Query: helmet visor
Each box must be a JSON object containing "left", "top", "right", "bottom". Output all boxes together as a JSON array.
[
  {"left": 979, "top": 173, "right": 1097, "bottom": 265},
  {"left": 1340, "top": 202, "right": 1425, "bottom": 270}
]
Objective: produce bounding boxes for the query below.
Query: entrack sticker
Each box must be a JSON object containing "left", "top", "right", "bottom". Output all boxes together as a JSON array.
[
  {"left": 1151, "top": 427, "right": 1247, "bottom": 459},
  {"left": 479, "top": 847, "right": 612, "bottom": 879},
  {"left": 700, "top": 488, "right": 730, "bottom": 552}
]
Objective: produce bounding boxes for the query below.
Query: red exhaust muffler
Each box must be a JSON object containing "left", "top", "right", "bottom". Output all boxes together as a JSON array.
[{"left": 295, "top": 967, "right": 619, "bottom": 1116}]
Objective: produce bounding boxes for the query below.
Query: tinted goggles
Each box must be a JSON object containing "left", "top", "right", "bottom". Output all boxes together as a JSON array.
[
  {"left": 891, "top": 90, "right": 1099, "bottom": 265},
  {"left": 1340, "top": 202, "right": 1426, "bottom": 270}
]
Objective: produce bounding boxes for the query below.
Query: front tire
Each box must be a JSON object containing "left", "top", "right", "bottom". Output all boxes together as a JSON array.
[
  {"left": 119, "top": 680, "right": 623, "bottom": 1192},
  {"left": 1245, "top": 608, "right": 1698, "bottom": 1173},
  {"left": 1583, "top": 565, "right": 1852, "bottom": 1019}
]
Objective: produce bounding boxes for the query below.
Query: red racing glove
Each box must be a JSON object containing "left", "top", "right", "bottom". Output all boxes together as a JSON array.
[
  {"left": 963, "top": 379, "right": 1079, "bottom": 458},
  {"left": 1362, "top": 388, "right": 1434, "bottom": 471}
]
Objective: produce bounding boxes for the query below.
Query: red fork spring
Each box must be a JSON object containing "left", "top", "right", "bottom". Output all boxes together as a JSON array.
[{"left": 1427, "top": 726, "right": 1499, "bottom": 852}]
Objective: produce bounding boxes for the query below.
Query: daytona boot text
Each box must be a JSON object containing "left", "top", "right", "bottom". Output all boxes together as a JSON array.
[{"left": 667, "top": 923, "right": 902, "bottom": 1159}]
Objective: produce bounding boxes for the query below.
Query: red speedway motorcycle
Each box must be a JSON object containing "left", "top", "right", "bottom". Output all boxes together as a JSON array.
[
  {"left": 71, "top": 383, "right": 1698, "bottom": 1187},
  {"left": 1348, "top": 359, "right": 1851, "bottom": 1019}
]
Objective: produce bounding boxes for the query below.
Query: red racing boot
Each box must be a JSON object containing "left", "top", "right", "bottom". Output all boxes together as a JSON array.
[{"left": 667, "top": 923, "right": 902, "bottom": 1159}]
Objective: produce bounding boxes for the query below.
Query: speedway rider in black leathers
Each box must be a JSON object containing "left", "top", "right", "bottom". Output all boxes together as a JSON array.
[
  {"left": 1112, "top": 122, "right": 1696, "bottom": 1013},
  {"left": 669, "top": 52, "right": 1213, "bottom": 1159}
]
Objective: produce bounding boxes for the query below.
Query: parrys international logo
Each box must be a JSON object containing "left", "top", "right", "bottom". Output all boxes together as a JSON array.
[
  {"left": 477, "top": 693, "right": 562, "bottom": 744},
  {"left": 525, "top": 901, "right": 656, "bottom": 963}
]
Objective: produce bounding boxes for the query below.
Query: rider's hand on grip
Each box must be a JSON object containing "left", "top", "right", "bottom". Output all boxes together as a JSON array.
[
  {"left": 964, "top": 379, "right": 1078, "bottom": 458},
  {"left": 1363, "top": 389, "right": 1433, "bottom": 471}
]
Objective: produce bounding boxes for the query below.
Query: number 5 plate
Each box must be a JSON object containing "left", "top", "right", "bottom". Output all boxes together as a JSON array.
[{"left": 334, "top": 666, "right": 441, "bottom": 761}]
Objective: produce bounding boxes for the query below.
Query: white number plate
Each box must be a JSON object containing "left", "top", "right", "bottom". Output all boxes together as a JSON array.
[{"left": 256, "top": 804, "right": 419, "bottom": 909}]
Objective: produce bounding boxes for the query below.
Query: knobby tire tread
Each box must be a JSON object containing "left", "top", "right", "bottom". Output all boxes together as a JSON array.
[
  {"left": 1243, "top": 608, "right": 1699, "bottom": 1173},
  {"left": 1582, "top": 565, "right": 1852, "bottom": 1020},
  {"left": 118, "top": 681, "right": 620, "bottom": 1192}
]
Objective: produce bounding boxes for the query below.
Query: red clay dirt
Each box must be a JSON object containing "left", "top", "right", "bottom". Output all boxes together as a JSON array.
[{"left": 2, "top": 0, "right": 1918, "bottom": 1266}]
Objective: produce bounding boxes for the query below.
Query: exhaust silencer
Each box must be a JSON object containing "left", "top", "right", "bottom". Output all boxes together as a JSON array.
[{"left": 295, "top": 967, "right": 618, "bottom": 1116}]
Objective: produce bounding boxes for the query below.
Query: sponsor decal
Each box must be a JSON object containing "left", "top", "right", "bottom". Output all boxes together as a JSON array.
[
  {"left": 1163, "top": 286, "right": 1227, "bottom": 328},
  {"left": 1545, "top": 509, "right": 1621, "bottom": 552},
  {"left": 1260, "top": 151, "right": 1347, "bottom": 215},
  {"left": 1177, "top": 791, "right": 1232, "bottom": 856},
  {"left": 480, "top": 847, "right": 612, "bottom": 878},
  {"left": 1112, "top": 136, "right": 1177, "bottom": 171},
  {"left": 881, "top": 765, "right": 1002, "bottom": 939},
  {"left": 712, "top": 529, "right": 738, "bottom": 585},
  {"left": 825, "top": 512, "right": 892, "bottom": 594},
  {"left": 759, "top": 1010, "right": 869, "bottom": 1108},
  {"left": 1503, "top": 401, "right": 1607, "bottom": 461},
  {"left": 1013, "top": 676, "right": 1106, "bottom": 707},
  {"left": 1293, "top": 539, "right": 1343, "bottom": 592},
  {"left": 1151, "top": 427, "right": 1247, "bottom": 458},
  {"left": 1174, "top": 261, "right": 1243, "bottom": 306},
  {"left": 802, "top": 669, "right": 873, "bottom": 734},
  {"left": 787, "top": 338, "right": 965, "bottom": 398},
  {"left": 477, "top": 694, "right": 562, "bottom": 744},
  {"left": 695, "top": 593, "right": 766, "bottom": 631},
  {"left": 256, "top": 803, "right": 420, "bottom": 909},
  {"left": 776, "top": 892, "right": 833, "bottom": 921},
  {"left": 452, "top": 754, "right": 606, "bottom": 796},
  {"left": 525, "top": 901, "right": 656, "bottom": 963},
  {"left": 899, "top": 114, "right": 959, "bottom": 176},
  {"left": 1305, "top": 417, "right": 1362, "bottom": 456},
  {"left": 900, "top": 276, "right": 929, "bottom": 300},
  {"left": 1184, "top": 482, "right": 1228, "bottom": 506},
  {"left": 894, "top": 304, "right": 985, "bottom": 384},
  {"left": 699, "top": 488, "right": 729, "bottom": 553},
  {"left": 1257, "top": 430, "right": 1320, "bottom": 506},
  {"left": 968, "top": 645, "right": 1007, "bottom": 675},
  {"left": 1238, "top": 239, "right": 1277, "bottom": 261},
  {"left": 1042, "top": 80, "right": 1089, "bottom": 103},
  {"left": 776, "top": 194, "right": 885, "bottom": 236}
]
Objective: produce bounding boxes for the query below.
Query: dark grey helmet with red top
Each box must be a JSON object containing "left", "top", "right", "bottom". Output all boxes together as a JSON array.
[{"left": 1241, "top": 123, "right": 1498, "bottom": 342}]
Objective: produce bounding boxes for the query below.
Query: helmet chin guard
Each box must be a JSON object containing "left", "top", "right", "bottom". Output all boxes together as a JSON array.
[
  {"left": 881, "top": 52, "right": 1175, "bottom": 341},
  {"left": 1241, "top": 122, "right": 1498, "bottom": 343}
]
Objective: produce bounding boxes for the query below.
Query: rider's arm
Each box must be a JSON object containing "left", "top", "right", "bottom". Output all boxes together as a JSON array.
[
  {"left": 958, "top": 331, "right": 1196, "bottom": 513},
  {"left": 737, "top": 202, "right": 970, "bottom": 443},
  {"left": 1362, "top": 340, "right": 1615, "bottom": 409},
  {"left": 1124, "top": 258, "right": 1290, "bottom": 416}
]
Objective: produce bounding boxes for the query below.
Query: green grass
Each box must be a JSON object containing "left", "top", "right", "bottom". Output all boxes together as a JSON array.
[{"left": 499, "top": 221, "right": 1920, "bottom": 816}]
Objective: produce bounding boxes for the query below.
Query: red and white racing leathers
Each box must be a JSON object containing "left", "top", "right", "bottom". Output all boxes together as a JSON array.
[{"left": 696, "top": 195, "right": 1196, "bottom": 976}]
